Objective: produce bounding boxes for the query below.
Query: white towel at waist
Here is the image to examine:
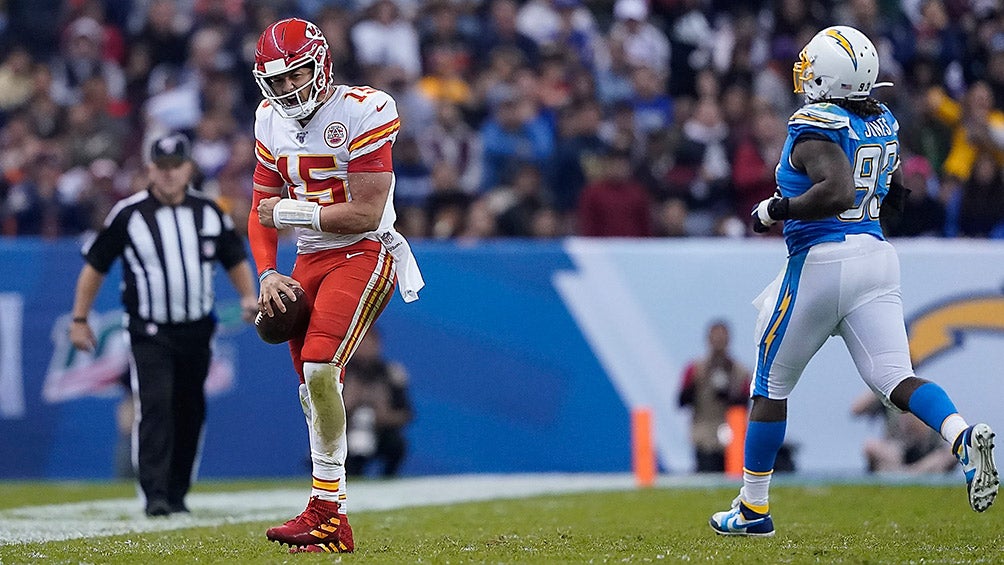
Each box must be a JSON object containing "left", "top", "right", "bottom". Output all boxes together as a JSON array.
[{"left": 378, "top": 229, "right": 424, "bottom": 303}]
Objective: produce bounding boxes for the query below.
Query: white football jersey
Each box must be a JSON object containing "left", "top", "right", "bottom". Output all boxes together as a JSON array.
[{"left": 254, "top": 85, "right": 401, "bottom": 253}]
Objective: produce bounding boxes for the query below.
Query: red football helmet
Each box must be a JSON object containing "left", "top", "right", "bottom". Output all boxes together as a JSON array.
[{"left": 253, "top": 18, "right": 333, "bottom": 119}]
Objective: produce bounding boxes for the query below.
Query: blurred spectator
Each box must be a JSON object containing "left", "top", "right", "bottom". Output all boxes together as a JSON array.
[
  {"left": 0, "top": 115, "right": 44, "bottom": 189},
  {"left": 730, "top": 100, "right": 785, "bottom": 218},
  {"left": 351, "top": 0, "right": 422, "bottom": 80},
  {"left": 494, "top": 161, "right": 552, "bottom": 237},
  {"left": 629, "top": 66, "right": 674, "bottom": 139},
  {"left": 315, "top": 6, "right": 363, "bottom": 84},
  {"left": 191, "top": 110, "right": 235, "bottom": 183},
  {"left": 549, "top": 100, "right": 607, "bottom": 220},
  {"left": 474, "top": 0, "right": 539, "bottom": 68},
  {"left": 885, "top": 155, "right": 946, "bottom": 237},
  {"left": 130, "top": 0, "right": 190, "bottom": 70},
  {"left": 0, "top": 0, "right": 1001, "bottom": 242},
  {"left": 516, "top": 0, "right": 596, "bottom": 53},
  {"left": 594, "top": 38, "right": 636, "bottom": 107},
  {"left": 678, "top": 319, "right": 751, "bottom": 473},
  {"left": 0, "top": 46, "right": 35, "bottom": 116},
  {"left": 417, "top": 42, "right": 474, "bottom": 107},
  {"left": 666, "top": 0, "right": 716, "bottom": 98},
  {"left": 64, "top": 94, "right": 127, "bottom": 167},
  {"left": 901, "top": 0, "right": 966, "bottom": 90},
  {"left": 212, "top": 132, "right": 256, "bottom": 234},
  {"left": 654, "top": 197, "right": 689, "bottom": 237},
  {"left": 535, "top": 52, "right": 575, "bottom": 113},
  {"left": 673, "top": 97, "right": 732, "bottom": 235},
  {"left": 2, "top": 151, "right": 91, "bottom": 237},
  {"left": 852, "top": 390, "right": 956, "bottom": 474},
  {"left": 143, "top": 64, "right": 202, "bottom": 136},
  {"left": 419, "top": 102, "right": 483, "bottom": 194},
  {"left": 344, "top": 328, "right": 414, "bottom": 478},
  {"left": 25, "top": 65, "right": 66, "bottom": 140},
  {"left": 527, "top": 0, "right": 598, "bottom": 69},
  {"left": 458, "top": 195, "right": 498, "bottom": 241},
  {"left": 394, "top": 136, "right": 433, "bottom": 208},
  {"left": 419, "top": 2, "right": 475, "bottom": 74},
  {"left": 479, "top": 88, "right": 554, "bottom": 192},
  {"left": 426, "top": 166, "right": 471, "bottom": 239},
  {"left": 50, "top": 16, "right": 127, "bottom": 109},
  {"left": 609, "top": 0, "right": 669, "bottom": 72},
  {"left": 927, "top": 81, "right": 1004, "bottom": 184},
  {"left": 958, "top": 153, "right": 1004, "bottom": 237},
  {"left": 577, "top": 149, "right": 651, "bottom": 237},
  {"left": 374, "top": 65, "right": 436, "bottom": 137}
]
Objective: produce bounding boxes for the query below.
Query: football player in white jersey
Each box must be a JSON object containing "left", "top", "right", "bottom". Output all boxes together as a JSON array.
[
  {"left": 709, "top": 26, "right": 998, "bottom": 537},
  {"left": 246, "top": 17, "right": 424, "bottom": 554}
]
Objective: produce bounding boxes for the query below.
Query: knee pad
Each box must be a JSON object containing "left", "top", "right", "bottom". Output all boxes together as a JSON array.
[{"left": 303, "top": 362, "right": 347, "bottom": 448}]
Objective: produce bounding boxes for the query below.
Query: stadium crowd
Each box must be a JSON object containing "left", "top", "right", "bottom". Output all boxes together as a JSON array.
[{"left": 1, "top": 0, "right": 1004, "bottom": 241}]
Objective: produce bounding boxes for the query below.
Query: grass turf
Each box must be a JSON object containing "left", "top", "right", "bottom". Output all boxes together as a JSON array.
[{"left": 1, "top": 481, "right": 1002, "bottom": 563}]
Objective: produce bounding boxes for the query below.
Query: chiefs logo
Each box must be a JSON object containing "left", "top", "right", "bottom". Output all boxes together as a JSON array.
[{"left": 324, "top": 122, "right": 347, "bottom": 148}]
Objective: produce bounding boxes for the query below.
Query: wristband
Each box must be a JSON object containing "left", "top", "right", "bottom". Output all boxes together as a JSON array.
[
  {"left": 258, "top": 269, "right": 278, "bottom": 284},
  {"left": 273, "top": 199, "right": 322, "bottom": 231},
  {"left": 72, "top": 317, "right": 88, "bottom": 324},
  {"left": 768, "top": 197, "right": 790, "bottom": 221}
]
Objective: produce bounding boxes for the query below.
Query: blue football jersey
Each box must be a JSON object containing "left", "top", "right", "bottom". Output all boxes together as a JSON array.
[{"left": 775, "top": 102, "right": 899, "bottom": 256}]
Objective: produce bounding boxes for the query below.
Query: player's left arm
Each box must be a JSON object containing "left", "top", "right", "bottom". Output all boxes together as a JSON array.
[
  {"left": 318, "top": 170, "right": 392, "bottom": 234},
  {"left": 879, "top": 167, "right": 910, "bottom": 236}
]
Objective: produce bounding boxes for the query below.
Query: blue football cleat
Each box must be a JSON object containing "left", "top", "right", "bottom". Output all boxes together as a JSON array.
[
  {"left": 710, "top": 496, "right": 775, "bottom": 537},
  {"left": 954, "top": 423, "right": 999, "bottom": 512}
]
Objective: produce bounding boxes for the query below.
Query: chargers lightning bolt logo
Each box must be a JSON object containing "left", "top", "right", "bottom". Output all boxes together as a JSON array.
[
  {"left": 907, "top": 293, "right": 1004, "bottom": 369},
  {"left": 826, "top": 29, "right": 858, "bottom": 70}
]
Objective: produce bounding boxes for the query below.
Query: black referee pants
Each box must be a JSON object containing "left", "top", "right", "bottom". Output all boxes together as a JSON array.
[{"left": 128, "top": 318, "right": 215, "bottom": 506}]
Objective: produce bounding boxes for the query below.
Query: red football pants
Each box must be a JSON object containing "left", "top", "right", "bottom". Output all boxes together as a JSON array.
[{"left": 288, "top": 238, "right": 397, "bottom": 382}]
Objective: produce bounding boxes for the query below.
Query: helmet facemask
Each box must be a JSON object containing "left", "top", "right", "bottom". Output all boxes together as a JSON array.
[{"left": 255, "top": 59, "right": 327, "bottom": 120}]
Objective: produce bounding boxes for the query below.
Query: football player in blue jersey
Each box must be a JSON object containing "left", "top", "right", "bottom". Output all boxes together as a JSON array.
[{"left": 709, "top": 26, "right": 999, "bottom": 537}]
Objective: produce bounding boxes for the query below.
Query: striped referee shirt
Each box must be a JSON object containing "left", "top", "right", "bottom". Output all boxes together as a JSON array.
[{"left": 82, "top": 187, "right": 248, "bottom": 326}]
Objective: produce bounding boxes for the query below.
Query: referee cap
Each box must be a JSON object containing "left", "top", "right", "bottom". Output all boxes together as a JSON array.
[{"left": 150, "top": 132, "right": 191, "bottom": 166}]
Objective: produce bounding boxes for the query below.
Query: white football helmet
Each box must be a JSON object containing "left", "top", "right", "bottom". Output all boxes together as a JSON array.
[{"left": 793, "top": 25, "right": 890, "bottom": 101}]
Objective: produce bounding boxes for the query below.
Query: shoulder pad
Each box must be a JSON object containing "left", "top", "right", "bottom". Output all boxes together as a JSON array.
[{"left": 788, "top": 103, "right": 851, "bottom": 130}]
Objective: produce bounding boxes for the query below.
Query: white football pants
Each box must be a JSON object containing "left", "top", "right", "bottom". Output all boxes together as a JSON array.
[{"left": 752, "top": 234, "right": 914, "bottom": 402}]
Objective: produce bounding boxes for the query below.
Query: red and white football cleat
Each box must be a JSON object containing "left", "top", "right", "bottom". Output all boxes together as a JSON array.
[{"left": 266, "top": 496, "right": 354, "bottom": 551}]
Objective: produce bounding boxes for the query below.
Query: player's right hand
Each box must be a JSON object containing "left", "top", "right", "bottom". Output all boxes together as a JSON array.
[
  {"left": 751, "top": 197, "right": 779, "bottom": 233},
  {"left": 258, "top": 271, "right": 303, "bottom": 317},
  {"left": 69, "top": 321, "right": 96, "bottom": 352}
]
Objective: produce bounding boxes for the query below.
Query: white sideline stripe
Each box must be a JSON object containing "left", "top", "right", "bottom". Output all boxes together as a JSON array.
[{"left": 0, "top": 473, "right": 642, "bottom": 545}]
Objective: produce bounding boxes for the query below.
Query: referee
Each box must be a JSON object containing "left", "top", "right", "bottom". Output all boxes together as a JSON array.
[{"left": 69, "top": 132, "right": 258, "bottom": 517}]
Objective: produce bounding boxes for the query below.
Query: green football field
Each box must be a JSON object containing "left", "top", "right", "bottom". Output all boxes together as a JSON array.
[{"left": 1, "top": 475, "right": 1001, "bottom": 564}]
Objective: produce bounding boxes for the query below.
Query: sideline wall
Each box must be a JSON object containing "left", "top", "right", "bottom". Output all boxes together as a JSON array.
[{"left": 1, "top": 238, "right": 1001, "bottom": 478}]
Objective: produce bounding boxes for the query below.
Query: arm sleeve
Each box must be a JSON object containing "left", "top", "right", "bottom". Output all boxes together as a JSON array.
[
  {"left": 253, "top": 161, "right": 284, "bottom": 186},
  {"left": 247, "top": 189, "right": 278, "bottom": 275}
]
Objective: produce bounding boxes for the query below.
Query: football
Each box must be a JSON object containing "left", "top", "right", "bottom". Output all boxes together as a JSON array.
[{"left": 255, "top": 287, "right": 310, "bottom": 344}]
